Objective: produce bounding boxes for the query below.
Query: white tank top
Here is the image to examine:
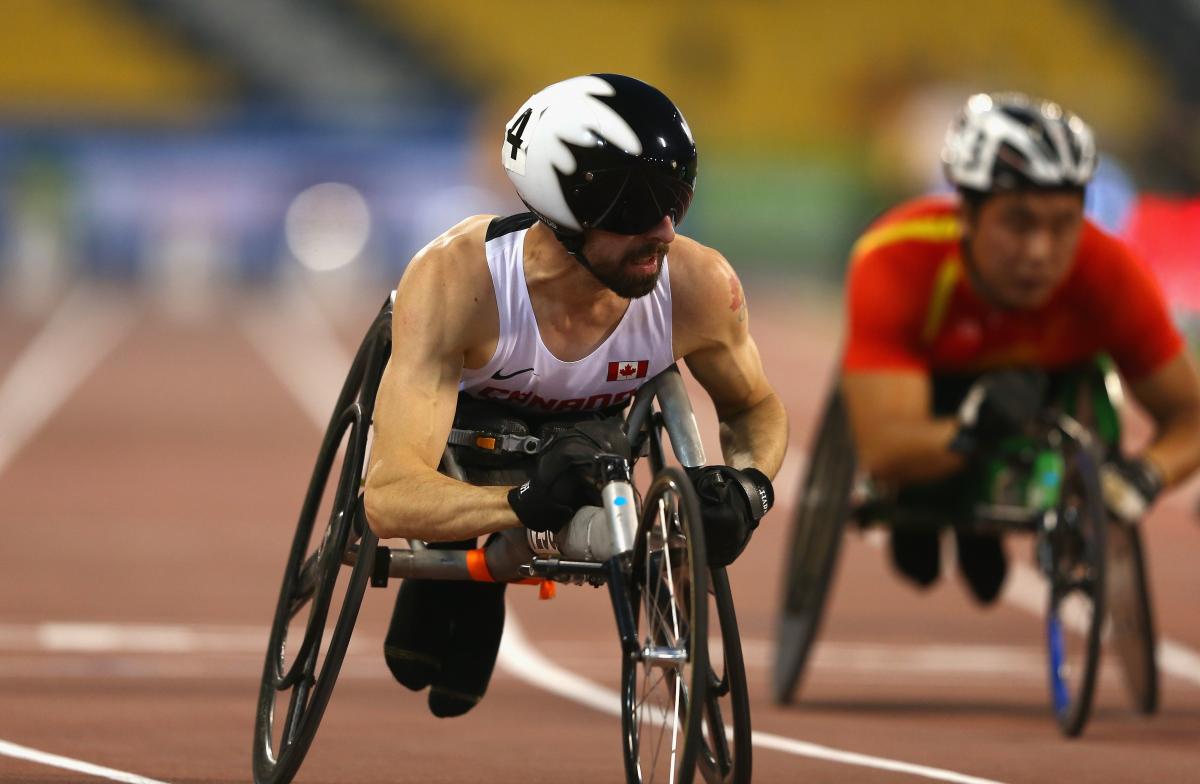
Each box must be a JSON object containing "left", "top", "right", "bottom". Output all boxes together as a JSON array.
[{"left": 460, "top": 214, "right": 674, "bottom": 413}]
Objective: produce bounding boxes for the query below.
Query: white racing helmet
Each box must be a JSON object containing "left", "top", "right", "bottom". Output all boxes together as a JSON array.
[
  {"left": 942, "top": 92, "right": 1097, "bottom": 193},
  {"left": 501, "top": 74, "right": 697, "bottom": 239}
]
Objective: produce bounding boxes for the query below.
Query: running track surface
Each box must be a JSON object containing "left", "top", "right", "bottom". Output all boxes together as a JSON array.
[{"left": 0, "top": 278, "right": 1197, "bottom": 784}]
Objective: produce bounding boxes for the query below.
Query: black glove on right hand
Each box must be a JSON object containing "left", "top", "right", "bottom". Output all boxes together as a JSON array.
[
  {"left": 951, "top": 369, "right": 1047, "bottom": 454},
  {"left": 507, "top": 420, "right": 630, "bottom": 533},
  {"left": 691, "top": 465, "right": 774, "bottom": 568}
]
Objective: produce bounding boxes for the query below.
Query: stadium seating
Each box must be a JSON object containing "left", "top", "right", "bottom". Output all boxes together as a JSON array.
[
  {"left": 0, "top": 0, "right": 232, "bottom": 121},
  {"left": 357, "top": 0, "right": 1163, "bottom": 150}
]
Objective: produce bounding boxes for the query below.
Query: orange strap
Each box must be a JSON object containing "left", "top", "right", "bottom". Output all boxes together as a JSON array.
[
  {"left": 466, "top": 549, "right": 556, "bottom": 599},
  {"left": 466, "top": 549, "right": 495, "bottom": 582}
]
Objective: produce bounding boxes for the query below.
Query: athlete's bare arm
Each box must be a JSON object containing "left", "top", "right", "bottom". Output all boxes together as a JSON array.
[
  {"left": 841, "top": 371, "right": 965, "bottom": 483},
  {"left": 1128, "top": 352, "right": 1200, "bottom": 487},
  {"left": 671, "top": 240, "right": 787, "bottom": 478},
  {"left": 363, "top": 217, "right": 523, "bottom": 542}
]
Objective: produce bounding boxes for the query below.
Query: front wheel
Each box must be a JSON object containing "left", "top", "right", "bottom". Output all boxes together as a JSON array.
[
  {"left": 1042, "top": 443, "right": 1107, "bottom": 738},
  {"left": 622, "top": 467, "right": 708, "bottom": 784}
]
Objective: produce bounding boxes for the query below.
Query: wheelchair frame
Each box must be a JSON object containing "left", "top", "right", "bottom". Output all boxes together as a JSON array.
[
  {"left": 773, "top": 360, "right": 1158, "bottom": 738},
  {"left": 253, "top": 293, "right": 753, "bottom": 784}
]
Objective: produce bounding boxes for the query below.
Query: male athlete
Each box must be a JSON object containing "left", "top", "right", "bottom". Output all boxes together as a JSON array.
[
  {"left": 841, "top": 92, "right": 1200, "bottom": 603},
  {"left": 362, "top": 74, "right": 787, "bottom": 716}
]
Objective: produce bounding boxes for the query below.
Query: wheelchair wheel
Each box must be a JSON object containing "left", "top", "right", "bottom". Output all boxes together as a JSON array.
[
  {"left": 253, "top": 310, "right": 390, "bottom": 784},
  {"left": 696, "top": 567, "right": 752, "bottom": 784},
  {"left": 623, "top": 467, "right": 708, "bottom": 784},
  {"left": 1042, "top": 443, "right": 1107, "bottom": 738},
  {"left": 1106, "top": 521, "right": 1158, "bottom": 714},
  {"left": 773, "top": 390, "right": 856, "bottom": 705}
]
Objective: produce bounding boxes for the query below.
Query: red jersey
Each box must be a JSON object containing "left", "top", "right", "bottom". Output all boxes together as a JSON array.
[{"left": 842, "top": 194, "right": 1183, "bottom": 380}]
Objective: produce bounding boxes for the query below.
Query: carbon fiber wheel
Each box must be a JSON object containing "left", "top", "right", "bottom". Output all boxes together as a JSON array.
[
  {"left": 253, "top": 305, "right": 390, "bottom": 784},
  {"left": 773, "top": 390, "right": 856, "bottom": 705},
  {"left": 697, "top": 567, "right": 751, "bottom": 784}
]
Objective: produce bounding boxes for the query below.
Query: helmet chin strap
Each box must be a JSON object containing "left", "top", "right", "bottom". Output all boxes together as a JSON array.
[
  {"left": 553, "top": 228, "right": 597, "bottom": 274},
  {"left": 521, "top": 202, "right": 601, "bottom": 276}
]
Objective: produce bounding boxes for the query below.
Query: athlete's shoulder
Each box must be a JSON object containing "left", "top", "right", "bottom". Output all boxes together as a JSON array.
[
  {"left": 850, "top": 193, "right": 962, "bottom": 263},
  {"left": 668, "top": 235, "right": 747, "bottom": 354},
  {"left": 667, "top": 234, "right": 737, "bottom": 309},
  {"left": 667, "top": 233, "right": 729, "bottom": 279},
  {"left": 396, "top": 215, "right": 497, "bottom": 314},
  {"left": 1067, "top": 217, "right": 1163, "bottom": 302},
  {"left": 402, "top": 215, "right": 492, "bottom": 281},
  {"left": 1074, "top": 217, "right": 1136, "bottom": 265}
]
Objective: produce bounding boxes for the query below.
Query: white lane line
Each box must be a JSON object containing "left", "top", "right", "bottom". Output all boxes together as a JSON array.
[
  {"left": 1000, "top": 561, "right": 1200, "bottom": 688},
  {"left": 240, "top": 293, "right": 1009, "bottom": 783},
  {"left": 237, "top": 279, "right": 357, "bottom": 428},
  {"left": 0, "top": 739, "right": 168, "bottom": 784},
  {"left": 542, "top": 637, "right": 1055, "bottom": 679},
  {"left": 0, "top": 621, "right": 1060, "bottom": 684},
  {"left": 0, "top": 284, "right": 138, "bottom": 474},
  {"left": 20, "top": 622, "right": 267, "bottom": 654},
  {"left": 0, "top": 289, "right": 152, "bottom": 782},
  {"left": 498, "top": 616, "right": 1004, "bottom": 784}
]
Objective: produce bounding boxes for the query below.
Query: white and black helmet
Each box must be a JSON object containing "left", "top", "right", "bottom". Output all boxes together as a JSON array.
[
  {"left": 942, "top": 92, "right": 1097, "bottom": 193},
  {"left": 501, "top": 74, "right": 697, "bottom": 238}
]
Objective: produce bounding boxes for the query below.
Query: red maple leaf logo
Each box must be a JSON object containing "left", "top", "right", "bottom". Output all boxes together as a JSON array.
[{"left": 619, "top": 364, "right": 636, "bottom": 377}]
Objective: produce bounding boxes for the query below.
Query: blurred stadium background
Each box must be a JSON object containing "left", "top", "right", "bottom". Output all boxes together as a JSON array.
[
  {"left": 0, "top": 0, "right": 1196, "bottom": 317},
  {"left": 1, "top": 5, "right": 1199, "bottom": 781}
]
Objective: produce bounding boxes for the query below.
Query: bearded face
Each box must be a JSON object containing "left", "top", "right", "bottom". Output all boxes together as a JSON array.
[{"left": 579, "top": 216, "right": 676, "bottom": 298}]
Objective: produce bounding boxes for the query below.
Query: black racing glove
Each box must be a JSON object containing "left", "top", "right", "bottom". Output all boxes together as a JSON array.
[
  {"left": 507, "top": 420, "right": 630, "bottom": 533},
  {"left": 691, "top": 465, "right": 774, "bottom": 567},
  {"left": 950, "top": 369, "right": 1048, "bottom": 454},
  {"left": 1100, "top": 454, "right": 1164, "bottom": 523}
]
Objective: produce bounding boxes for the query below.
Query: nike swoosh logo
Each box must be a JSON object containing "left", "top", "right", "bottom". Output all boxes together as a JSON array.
[{"left": 491, "top": 367, "right": 534, "bottom": 380}]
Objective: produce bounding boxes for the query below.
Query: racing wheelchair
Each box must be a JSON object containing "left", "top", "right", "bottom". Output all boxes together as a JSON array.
[
  {"left": 772, "top": 360, "right": 1158, "bottom": 737},
  {"left": 252, "top": 293, "right": 752, "bottom": 784}
]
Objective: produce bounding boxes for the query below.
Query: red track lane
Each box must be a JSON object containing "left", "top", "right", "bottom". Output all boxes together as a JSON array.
[{"left": 0, "top": 281, "right": 1197, "bottom": 783}]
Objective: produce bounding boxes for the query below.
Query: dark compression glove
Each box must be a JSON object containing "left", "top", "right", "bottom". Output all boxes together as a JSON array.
[
  {"left": 950, "top": 369, "right": 1048, "bottom": 454},
  {"left": 1100, "top": 454, "right": 1164, "bottom": 523},
  {"left": 692, "top": 465, "right": 774, "bottom": 567},
  {"left": 507, "top": 419, "right": 630, "bottom": 533}
]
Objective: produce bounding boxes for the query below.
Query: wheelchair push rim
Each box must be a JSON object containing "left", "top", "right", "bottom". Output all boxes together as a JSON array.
[
  {"left": 623, "top": 467, "right": 708, "bottom": 784},
  {"left": 1105, "top": 521, "right": 1158, "bottom": 714},
  {"left": 697, "top": 567, "right": 752, "bottom": 784},
  {"left": 252, "top": 310, "right": 389, "bottom": 784},
  {"left": 773, "top": 390, "right": 855, "bottom": 705},
  {"left": 1042, "top": 442, "right": 1107, "bottom": 738}
]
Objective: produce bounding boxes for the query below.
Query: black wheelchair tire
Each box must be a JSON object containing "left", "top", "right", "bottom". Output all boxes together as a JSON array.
[
  {"left": 696, "top": 567, "right": 752, "bottom": 784},
  {"left": 252, "top": 308, "right": 390, "bottom": 784},
  {"left": 1044, "top": 444, "right": 1107, "bottom": 738},
  {"left": 773, "top": 390, "right": 856, "bottom": 705},
  {"left": 1106, "top": 521, "right": 1158, "bottom": 715},
  {"left": 622, "top": 467, "right": 709, "bottom": 784}
]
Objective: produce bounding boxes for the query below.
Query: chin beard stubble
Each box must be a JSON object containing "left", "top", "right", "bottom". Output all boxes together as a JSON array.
[{"left": 593, "top": 242, "right": 669, "bottom": 299}]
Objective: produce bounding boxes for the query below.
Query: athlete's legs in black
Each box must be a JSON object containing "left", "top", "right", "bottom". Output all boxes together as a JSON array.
[{"left": 889, "top": 529, "right": 941, "bottom": 588}]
